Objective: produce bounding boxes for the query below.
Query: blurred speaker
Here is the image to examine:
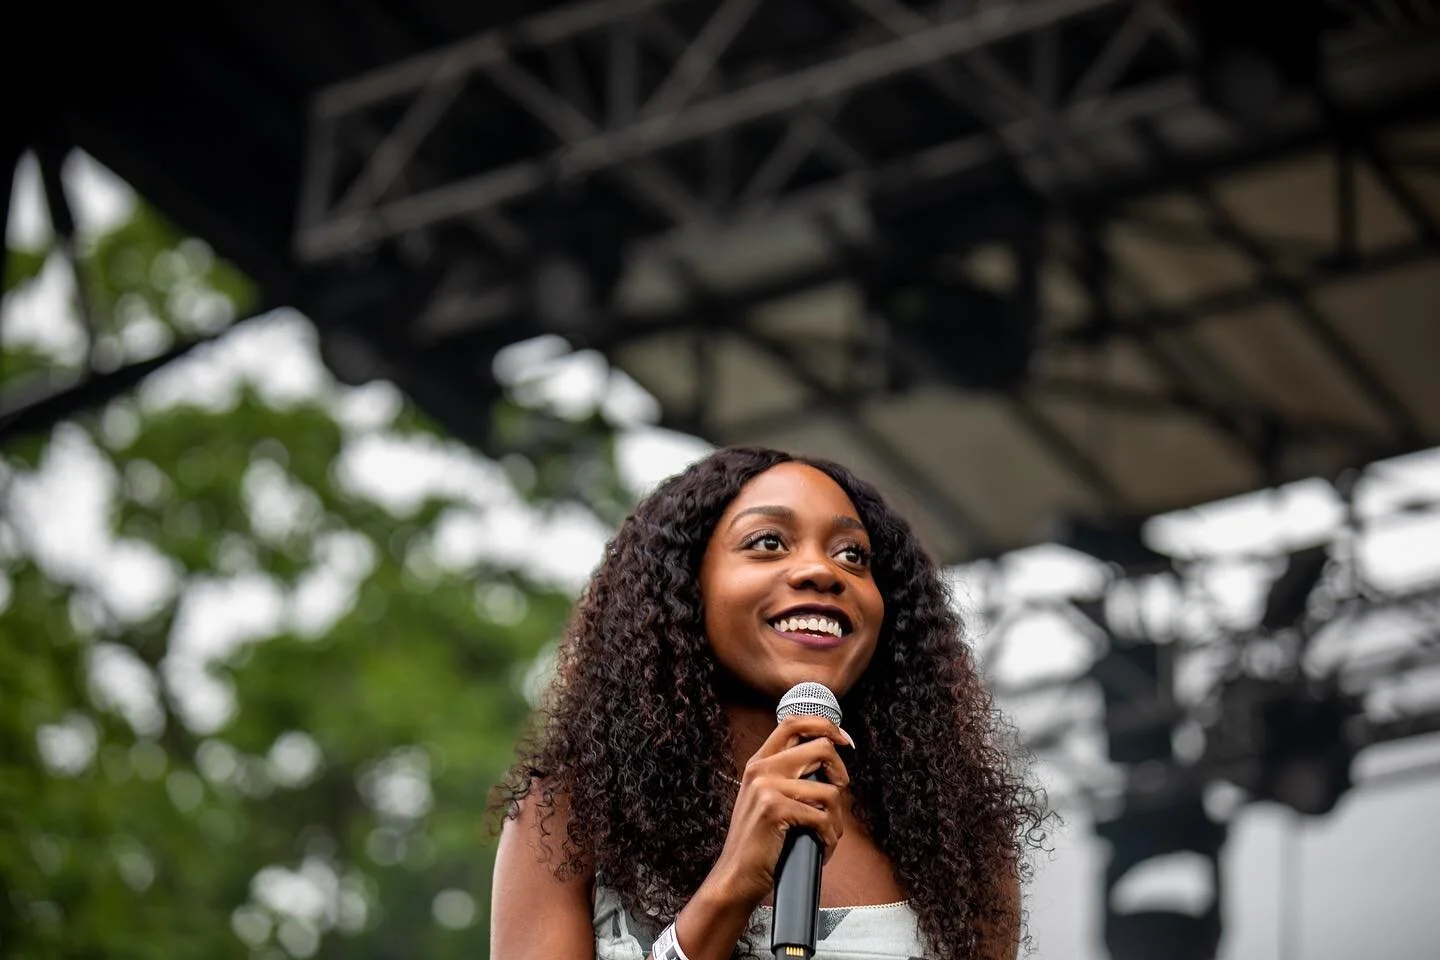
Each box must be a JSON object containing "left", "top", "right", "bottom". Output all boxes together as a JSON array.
[
  {"left": 868, "top": 179, "right": 1042, "bottom": 392},
  {"left": 524, "top": 179, "right": 626, "bottom": 336},
  {"left": 1107, "top": 910, "right": 1222, "bottom": 960},
  {"left": 868, "top": 266, "right": 1037, "bottom": 390},
  {"left": 1257, "top": 691, "right": 1356, "bottom": 816},
  {"left": 1183, "top": 0, "right": 1326, "bottom": 125},
  {"left": 1094, "top": 641, "right": 1174, "bottom": 765},
  {"left": 1098, "top": 799, "right": 1226, "bottom": 960},
  {"left": 1206, "top": 678, "right": 1359, "bottom": 817}
]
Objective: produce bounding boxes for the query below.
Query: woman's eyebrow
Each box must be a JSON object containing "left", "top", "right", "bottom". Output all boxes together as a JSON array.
[
  {"left": 728, "top": 504, "right": 795, "bottom": 528},
  {"left": 728, "top": 505, "right": 866, "bottom": 533}
]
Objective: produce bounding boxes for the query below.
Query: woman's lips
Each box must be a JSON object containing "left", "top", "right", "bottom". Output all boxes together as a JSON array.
[{"left": 768, "top": 623, "right": 845, "bottom": 649}]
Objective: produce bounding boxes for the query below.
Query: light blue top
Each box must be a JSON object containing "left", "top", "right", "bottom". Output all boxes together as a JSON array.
[{"left": 593, "top": 884, "right": 930, "bottom": 959}]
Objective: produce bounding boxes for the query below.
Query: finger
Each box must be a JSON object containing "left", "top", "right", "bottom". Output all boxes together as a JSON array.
[
  {"left": 752, "top": 715, "right": 850, "bottom": 759},
  {"left": 777, "top": 714, "right": 852, "bottom": 751},
  {"left": 785, "top": 779, "right": 845, "bottom": 814},
  {"left": 751, "top": 776, "right": 847, "bottom": 822},
  {"left": 745, "top": 738, "right": 849, "bottom": 787},
  {"left": 774, "top": 796, "right": 844, "bottom": 858},
  {"left": 779, "top": 737, "right": 850, "bottom": 786}
]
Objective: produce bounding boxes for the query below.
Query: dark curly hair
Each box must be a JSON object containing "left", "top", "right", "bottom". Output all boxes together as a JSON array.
[{"left": 494, "top": 446, "right": 1047, "bottom": 959}]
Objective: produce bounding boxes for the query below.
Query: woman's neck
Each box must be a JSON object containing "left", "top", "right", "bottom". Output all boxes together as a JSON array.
[{"left": 723, "top": 701, "right": 776, "bottom": 774}]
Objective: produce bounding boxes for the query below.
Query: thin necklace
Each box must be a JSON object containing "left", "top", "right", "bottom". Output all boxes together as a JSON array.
[{"left": 719, "top": 770, "right": 742, "bottom": 786}]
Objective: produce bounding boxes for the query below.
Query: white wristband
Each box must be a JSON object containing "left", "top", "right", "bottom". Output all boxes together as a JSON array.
[{"left": 653, "top": 921, "right": 693, "bottom": 960}]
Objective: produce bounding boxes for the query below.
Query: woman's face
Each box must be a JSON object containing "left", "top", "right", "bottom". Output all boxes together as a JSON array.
[{"left": 699, "top": 462, "right": 885, "bottom": 703}]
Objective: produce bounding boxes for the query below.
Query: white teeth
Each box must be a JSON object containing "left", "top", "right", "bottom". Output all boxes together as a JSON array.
[{"left": 773, "top": 615, "right": 843, "bottom": 637}]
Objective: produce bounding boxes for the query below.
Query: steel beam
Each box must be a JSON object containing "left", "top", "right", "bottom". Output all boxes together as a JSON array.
[
  {"left": 638, "top": 0, "right": 763, "bottom": 119},
  {"left": 296, "top": 0, "right": 1135, "bottom": 261},
  {"left": 733, "top": 323, "right": 1001, "bottom": 556},
  {"left": 483, "top": 57, "right": 709, "bottom": 225},
  {"left": 301, "top": 73, "right": 1188, "bottom": 261},
  {"left": 314, "top": 0, "right": 689, "bottom": 117}
]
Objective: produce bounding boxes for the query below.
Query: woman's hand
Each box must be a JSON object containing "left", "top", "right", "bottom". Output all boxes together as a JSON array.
[{"left": 703, "top": 715, "right": 853, "bottom": 911}]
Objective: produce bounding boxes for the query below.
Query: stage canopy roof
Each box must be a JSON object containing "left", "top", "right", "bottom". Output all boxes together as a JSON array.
[{"left": 22, "top": 0, "right": 1440, "bottom": 563}]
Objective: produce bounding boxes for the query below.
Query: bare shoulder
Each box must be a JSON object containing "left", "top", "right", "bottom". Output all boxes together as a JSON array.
[{"left": 491, "top": 786, "right": 596, "bottom": 960}]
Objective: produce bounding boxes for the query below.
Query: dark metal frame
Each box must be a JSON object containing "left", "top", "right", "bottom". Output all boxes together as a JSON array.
[{"left": 277, "top": 0, "right": 1440, "bottom": 560}]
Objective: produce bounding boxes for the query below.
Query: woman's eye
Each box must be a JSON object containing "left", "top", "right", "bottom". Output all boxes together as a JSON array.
[
  {"left": 751, "top": 533, "right": 784, "bottom": 551},
  {"left": 839, "top": 544, "right": 871, "bottom": 566}
]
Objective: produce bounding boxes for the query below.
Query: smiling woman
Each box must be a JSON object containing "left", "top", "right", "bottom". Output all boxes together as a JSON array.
[
  {"left": 700, "top": 463, "right": 886, "bottom": 711},
  {"left": 490, "top": 447, "right": 1047, "bottom": 960}
]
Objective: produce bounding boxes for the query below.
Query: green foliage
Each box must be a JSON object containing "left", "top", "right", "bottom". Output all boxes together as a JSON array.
[
  {"left": 3, "top": 245, "right": 48, "bottom": 294},
  {"left": 2, "top": 198, "right": 623, "bottom": 958},
  {"left": 83, "top": 203, "right": 256, "bottom": 338}
]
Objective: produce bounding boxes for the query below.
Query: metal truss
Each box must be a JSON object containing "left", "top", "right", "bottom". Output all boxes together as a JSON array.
[
  {"left": 984, "top": 472, "right": 1440, "bottom": 811},
  {"left": 295, "top": 0, "right": 1197, "bottom": 263},
  {"left": 282, "top": 0, "right": 1440, "bottom": 578},
  {"left": 294, "top": 0, "right": 1440, "bottom": 268},
  {"left": 976, "top": 481, "right": 1440, "bottom": 960},
  {"left": 289, "top": 3, "right": 1440, "bottom": 548},
  {"left": 596, "top": 225, "right": 1435, "bottom": 573},
  {"left": 1008, "top": 579, "right": 1440, "bottom": 800}
]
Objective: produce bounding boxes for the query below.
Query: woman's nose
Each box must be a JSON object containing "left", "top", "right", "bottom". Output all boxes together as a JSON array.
[{"left": 786, "top": 551, "right": 843, "bottom": 594}]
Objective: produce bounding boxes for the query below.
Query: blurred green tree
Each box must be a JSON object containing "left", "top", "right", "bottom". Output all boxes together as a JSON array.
[{"left": 1, "top": 162, "right": 625, "bottom": 959}]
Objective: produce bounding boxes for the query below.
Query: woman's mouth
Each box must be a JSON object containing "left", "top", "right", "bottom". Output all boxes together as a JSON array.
[{"left": 767, "top": 612, "right": 848, "bottom": 648}]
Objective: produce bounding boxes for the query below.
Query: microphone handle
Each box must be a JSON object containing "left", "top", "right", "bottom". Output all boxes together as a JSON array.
[{"left": 770, "top": 769, "right": 825, "bottom": 959}]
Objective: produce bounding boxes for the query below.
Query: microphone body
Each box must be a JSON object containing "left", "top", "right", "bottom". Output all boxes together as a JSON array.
[
  {"left": 771, "top": 682, "right": 844, "bottom": 960},
  {"left": 771, "top": 771, "right": 825, "bottom": 958}
]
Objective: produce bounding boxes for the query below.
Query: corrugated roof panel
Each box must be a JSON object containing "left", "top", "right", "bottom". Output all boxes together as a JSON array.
[
  {"left": 1109, "top": 215, "right": 1258, "bottom": 307},
  {"left": 1322, "top": 262, "right": 1440, "bottom": 438},
  {"left": 706, "top": 334, "right": 814, "bottom": 427},
  {"left": 861, "top": 389, "right": 1106, "bottom": 548},
  {"left": 1188, "top": 301, "right": 1400, "bottom": 437},
  {"left": 1031, "top": 395, "right": 1260, "bottom": 513}
]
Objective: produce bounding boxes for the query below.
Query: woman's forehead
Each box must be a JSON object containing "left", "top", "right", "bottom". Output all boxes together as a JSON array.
[{"left": 722, "top": 462, "right": 862, "bottom": 520}]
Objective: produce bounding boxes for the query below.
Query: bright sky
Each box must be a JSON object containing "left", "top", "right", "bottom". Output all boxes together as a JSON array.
[{"left": 5, "top": 153, "right": 1440, "bottom": 959}]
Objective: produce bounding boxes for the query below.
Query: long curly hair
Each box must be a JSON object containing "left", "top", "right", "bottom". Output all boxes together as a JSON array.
[{"left": 494, "top": 446, "right": 1047, "bottom": 959}]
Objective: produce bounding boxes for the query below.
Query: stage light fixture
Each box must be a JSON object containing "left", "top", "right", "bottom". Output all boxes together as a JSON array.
[
  {"left": 1098, "top": 800, "right": 1226, "bottom": 960},
  {"left": 867, "top": 259, "right": 1037, "bottom": 391},
  {"left": 1054, "top": 515, "right": 1174, "bottom": 575},
  {"left": 523, "top": 180, "right": 627, "bottom": 337},
  {"left": 1181, "top": 0, "right": 1326, "bottom": 126},
  {"left": 1256, "top": 691, "right": 1357, "bottom": 816},
  {"left": 1207, "top": 678, "right": 1359, "bottom": 817},
  {"left": 866, "top": 179, "right": 1042, "bottom": 392},
  {"left": 1095, "top": 640, "right": 1175, "bottom": 765},
  {"left": 1260, "top": 545, "right": 1329, "bottom": 631}
]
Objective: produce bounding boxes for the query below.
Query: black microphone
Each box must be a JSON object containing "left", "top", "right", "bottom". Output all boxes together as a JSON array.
[{"left": 770, "top": 682, "right": 843, "bottom": 960}]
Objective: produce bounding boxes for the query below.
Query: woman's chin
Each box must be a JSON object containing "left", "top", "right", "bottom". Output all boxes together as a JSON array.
[
  {"left": 770, "top": 666, "right": 854, "bottom": 700},
  {"left": 712, "top": 653, "right": 861, "bottom": 706}
]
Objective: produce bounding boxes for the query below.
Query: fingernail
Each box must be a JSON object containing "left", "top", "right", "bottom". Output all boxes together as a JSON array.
[{"left": 840, "top": 727, "right": 856, "bottom": 748}]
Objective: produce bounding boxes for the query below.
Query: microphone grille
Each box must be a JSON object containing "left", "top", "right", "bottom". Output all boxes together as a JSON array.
[{"left": 776, "top": 682, "right": 843, "bottom": 726}]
